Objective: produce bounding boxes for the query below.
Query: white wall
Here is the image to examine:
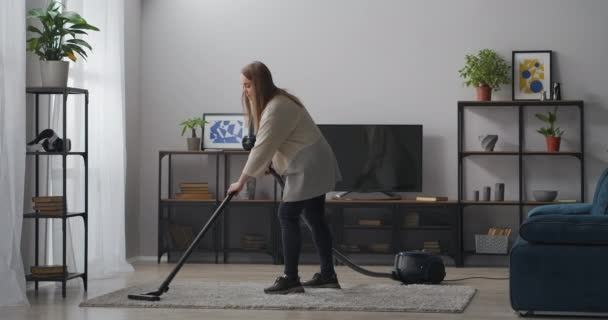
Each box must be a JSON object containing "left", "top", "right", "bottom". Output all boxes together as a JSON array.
[
  {"left": 125, "top": 0, "right": 142, "bottom": 259},
  {"left": 133, "top": 0, "right": 608, "bottom": 257}
]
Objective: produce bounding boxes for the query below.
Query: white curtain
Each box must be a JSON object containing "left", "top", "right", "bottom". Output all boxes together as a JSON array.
[
  {"left": 27, "top": 0, "right": 132, "bottom": 283},
  {"left": 68, "top": 0, "right": 133, "bottom": 278},
  {"left": 0, "top": 0, "right": 29, "bottom": 307}
]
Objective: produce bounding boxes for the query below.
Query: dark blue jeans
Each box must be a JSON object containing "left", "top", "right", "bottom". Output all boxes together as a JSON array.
[{"left": 278, "top": 194, "right": 336, "bottom": 280}]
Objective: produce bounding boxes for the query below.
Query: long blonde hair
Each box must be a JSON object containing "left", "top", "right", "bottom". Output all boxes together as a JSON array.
[{"left": 241, "top": 61, "right": 304, "bottom": 132}]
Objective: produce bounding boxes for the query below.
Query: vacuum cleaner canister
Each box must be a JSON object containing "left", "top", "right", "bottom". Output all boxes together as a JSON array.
[{"left": 392, "top": 251, "right": 446, "bottom": 284}]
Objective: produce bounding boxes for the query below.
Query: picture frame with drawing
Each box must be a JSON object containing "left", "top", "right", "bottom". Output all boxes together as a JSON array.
[
  {"left": 202, "top": 113, "right": 245, "bottom": 150},
  {"left": 512, "top": 50, "right": 552, "bottom": 100}
]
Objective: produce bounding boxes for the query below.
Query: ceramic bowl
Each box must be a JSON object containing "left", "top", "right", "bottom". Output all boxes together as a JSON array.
[{"left": 533, "top": 190, "right": 558, "bottom": 202}]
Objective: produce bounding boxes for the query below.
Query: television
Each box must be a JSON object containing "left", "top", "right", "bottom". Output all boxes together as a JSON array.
[{"left": 318, "top": 125, "right": 422, "bottom": 197}]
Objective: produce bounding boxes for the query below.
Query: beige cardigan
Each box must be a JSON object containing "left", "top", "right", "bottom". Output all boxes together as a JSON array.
[{"left": 242, "top": 94, "right": 340, "bottom": 201}]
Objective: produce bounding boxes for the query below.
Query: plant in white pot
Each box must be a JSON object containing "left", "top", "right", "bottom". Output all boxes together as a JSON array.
[
  {"left": 26, "top": 0, "right": 99, "bottom": 87},
  {"left": 180, "top": 117, "right": 208, "bottom": 151}
]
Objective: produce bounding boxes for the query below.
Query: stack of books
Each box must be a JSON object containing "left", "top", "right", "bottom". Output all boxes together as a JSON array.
[
  {"left": 32, "top": 196, "right": 65, "bottom": 216},
  {"left": 404, "top": 212, "right": 420, "bottom": 227},
  {"left": 487, "top": 227, "right": 512, "bottom": 236},
  {"left": 367, "top": 243, "right": 391, "bottom": 253},
  {"left": 241, "top": 234, "right": 266, "bottom": 251},
  {"left": 175, "top": 182, "right": 214, "bottom": 200},
  {"left": 423, "top": 240, "right": 441, "bottom": 254},
  {"left": 30, "top": 265, "right": 66, "bottom": 278},
  {"left": 416, "top": 196, "right": 448, "bottom": 202},
  {"left": 358, "top": 219, "right": 383, "bottom": 226}
]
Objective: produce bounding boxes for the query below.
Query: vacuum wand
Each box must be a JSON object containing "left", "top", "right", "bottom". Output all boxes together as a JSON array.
[{"left": 128, "top": 192, "right": 235, "bottom": 301}]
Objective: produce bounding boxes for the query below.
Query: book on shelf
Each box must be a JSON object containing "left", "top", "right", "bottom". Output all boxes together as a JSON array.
[
  {"left": 33, "top": 206, "right": 64, "bottom": 212},
  {"left": 34, "top": 209, "right": 64, "bottom": 216},
  {"left": 557, "top": 199, "right": 577, "bottom": 203},
  {"left": 180, "top": 188, "right": 209, "bottom": 193},
  {"left": 404, "top": 213, "right": 420, "bottom": 227},
  {"left": 31, "top": 265, "right": 66, "bottom": 275},
  {"left": 32, "top": 196, "right": 64, "bottom": 203},
  {"left": 179, "top": 182, "right": 209, "bottom": 188},
  {"left": 422, "top": 240, "right": 442, "bottom": 253},
  {"left": 358, "top": 219, "right": 383, "bottom": 226},
  {"left": 174, "top": 193, "right": 214, "bottom": 200},
  {"left": 33, "top": 202, "right": 63, "bottom": 210},
  {"left": 416, "top": 196, "right": 448, "bottom": 202},
  {"left": 487, "top": 227, "right": 512, "bottom": 236}
]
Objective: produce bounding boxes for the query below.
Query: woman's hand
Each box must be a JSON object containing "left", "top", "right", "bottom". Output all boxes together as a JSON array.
[{"left": 227, "top": 181, "right": 245, "bottom": 196}]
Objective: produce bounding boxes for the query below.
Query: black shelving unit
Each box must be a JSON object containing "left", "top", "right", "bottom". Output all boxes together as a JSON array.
[
  {"left": 158, "top": 151, "right": 461, "bottom": 266},
  {"left": 157, "top": 150, "right": 279, "bottom": 264},
  {"left": 457, "top": 100, "right": 585, "bottom": 264},
  {"left": 25, "top": 87, "right": 88, "bottom": 297},
  {"left": 329, "top": 200, "right": 460, "bottom": 265},
  {"left": 158, "top": 150, "right": 222, "bottom": 263}
]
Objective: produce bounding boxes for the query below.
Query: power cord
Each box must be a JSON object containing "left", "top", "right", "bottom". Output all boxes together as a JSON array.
[{"left": 443, "top": 276, "right": 509, "bottom": 281}]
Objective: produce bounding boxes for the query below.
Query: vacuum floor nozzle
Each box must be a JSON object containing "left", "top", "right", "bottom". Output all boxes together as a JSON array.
[{"left": 127, "top": 293, "right": 161, "bottom": 301}]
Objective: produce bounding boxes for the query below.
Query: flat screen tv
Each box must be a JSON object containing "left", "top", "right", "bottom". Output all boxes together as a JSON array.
[{"left": 318, "top": 125, "right": 422, "bottom": 195}]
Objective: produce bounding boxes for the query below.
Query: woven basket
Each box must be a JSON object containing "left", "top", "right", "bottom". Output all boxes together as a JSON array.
[{"left": 475, "top": 235, "right": 509, "bottom": 254}]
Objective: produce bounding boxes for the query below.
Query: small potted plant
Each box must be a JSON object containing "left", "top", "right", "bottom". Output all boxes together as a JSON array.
[
  {"left": 26, "top": 0, "right": 99, "bottom": 87},
  {"left": 180, "top": 117, "right": 208, "bottom": 151},
  {"left": 535, "top": 107, "right": 564, "bottom": 152},
  {"left": 458, "top": 49, "right": 510, "bottom": 101}
]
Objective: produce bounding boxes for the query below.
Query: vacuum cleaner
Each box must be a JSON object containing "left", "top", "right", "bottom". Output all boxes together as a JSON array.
[
  {"left": 269, "top": 170, "right": 446, "bottom": 286},
  {"left": 128, "top": 168, "right": 445, "bottom": 302}
]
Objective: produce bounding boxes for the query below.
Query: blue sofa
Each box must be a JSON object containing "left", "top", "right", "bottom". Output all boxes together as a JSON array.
[{"left": 510, "top": 169, "right": 608, "bottom": 314}]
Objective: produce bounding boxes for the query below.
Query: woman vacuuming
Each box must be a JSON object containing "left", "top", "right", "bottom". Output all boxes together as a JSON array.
[{"left": 227, "top": 61, "right": 341, "bottom": 295}]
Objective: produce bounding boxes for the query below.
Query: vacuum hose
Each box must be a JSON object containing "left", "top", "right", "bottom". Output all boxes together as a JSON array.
[{"left": 268, "top": 168, "right": 394, "bottom": 280}]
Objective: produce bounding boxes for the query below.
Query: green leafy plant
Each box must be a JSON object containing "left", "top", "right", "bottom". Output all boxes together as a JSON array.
[
  {"left": 458, "top": 49, "right": 510, "bottom": 91},
  {"left": 535, "top": 107, "right": 565, "bottom": 137},
  {"left": 26, "top": 0, "right": 100, "bottom": 62},
  {"left": 180, "top": 117, "right": 208, "bottom": 138}
]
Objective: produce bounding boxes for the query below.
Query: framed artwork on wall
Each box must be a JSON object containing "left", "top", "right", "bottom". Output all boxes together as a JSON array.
[
  {"left": 202, "top": 113, "right": 245, "bottom": 150},
  {"left": 512, "top": 50, "right": 552, "bottom": 100}
]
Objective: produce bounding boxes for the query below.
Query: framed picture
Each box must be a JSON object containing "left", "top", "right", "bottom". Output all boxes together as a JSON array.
[
  {"left": 512, "top": 50, "right": 552, "bottom": 100},
  {"left": 202, "top": 113, "right": 245, "bottom": 150}
]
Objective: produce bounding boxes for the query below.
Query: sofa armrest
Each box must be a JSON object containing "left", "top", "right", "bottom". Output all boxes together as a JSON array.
[
  {"left": 528, "top": 203, "right": 592, "bottom": 218},
  {"left": 520, "top": 214, "right": 608, "bottom": 245}
]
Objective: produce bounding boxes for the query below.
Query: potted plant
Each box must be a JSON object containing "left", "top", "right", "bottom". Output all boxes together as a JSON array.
[
  {"left": 180, "top": 117, "right": 208, "bottom": 151},
  {"left": 535, "top": 107, "right": 564, "bottom": 152},
  {"left": 458, "top": 49, "right": 510, "bottom": 101},
  {"left": 26, "top": 0, "right": 99, "bottom": 87}
]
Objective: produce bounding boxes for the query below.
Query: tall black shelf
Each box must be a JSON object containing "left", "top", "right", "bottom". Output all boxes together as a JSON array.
[
  {"left": 457, "top": 100, "right": 585, "bottom": 264},
  {"left": 25, "top": 87, "right": 89, "bottom": 297}
]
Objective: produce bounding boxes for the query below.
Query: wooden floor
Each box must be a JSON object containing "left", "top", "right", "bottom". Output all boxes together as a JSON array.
[{"left": 0, "top": 262, "right": 578, "bottom": 320}]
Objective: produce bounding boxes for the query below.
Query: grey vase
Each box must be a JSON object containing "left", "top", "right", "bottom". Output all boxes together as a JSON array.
[
  {"left": 245, "top": 178, "right": 256, "bottom": 200},
  {"left": 479, "top": 135, "right": 498, "bottom": 152},
  {"left": 495, "top": 183, "right": 505, "bottom": 201}
]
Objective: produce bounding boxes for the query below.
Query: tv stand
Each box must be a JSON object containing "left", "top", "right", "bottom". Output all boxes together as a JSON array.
[{"left": 333, "top": 191, "right": 401, "bottom": 200}]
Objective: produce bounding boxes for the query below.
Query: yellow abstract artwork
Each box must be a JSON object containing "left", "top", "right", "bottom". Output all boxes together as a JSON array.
[{"left": 519, "top": 59, "right": 545, "bottom": 94}]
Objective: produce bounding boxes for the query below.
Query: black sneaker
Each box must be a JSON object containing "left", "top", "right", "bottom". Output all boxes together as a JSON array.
[
  {"left": 302, "top": 273, "right": 341, "bottom": 289},
  {"left": 264, "top": 275, "right": 305, "bottom": 294}
]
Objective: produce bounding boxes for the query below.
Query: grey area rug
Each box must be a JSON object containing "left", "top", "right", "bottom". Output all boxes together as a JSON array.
[{"left": 80, "top": 281, "right": 476, "bottom": 313}]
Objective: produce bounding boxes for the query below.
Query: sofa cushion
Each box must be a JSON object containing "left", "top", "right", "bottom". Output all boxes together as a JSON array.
[
  {"left": 528, "top": 203, "right": 592, "bottom": 218},
  {"left": 591, "top": 168, "right": 608, "bottom": 216},
  {"left": 520, "top": 214, "right": 608, "bottom": 245}
]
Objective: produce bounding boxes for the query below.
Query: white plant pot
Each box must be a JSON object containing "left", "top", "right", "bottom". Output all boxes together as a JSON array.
[{"left": 40, "top": 60, "right": 69, "bottom": 87}]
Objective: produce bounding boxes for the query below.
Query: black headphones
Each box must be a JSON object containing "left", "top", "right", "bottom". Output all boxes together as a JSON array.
[{"left": 241, "top": 119, "right": 256, "bottom": 151}]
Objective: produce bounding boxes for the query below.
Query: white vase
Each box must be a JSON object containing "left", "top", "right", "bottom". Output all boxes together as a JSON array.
[{"left": 40, "top": 60, "right": 69, "bottom": 87}]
